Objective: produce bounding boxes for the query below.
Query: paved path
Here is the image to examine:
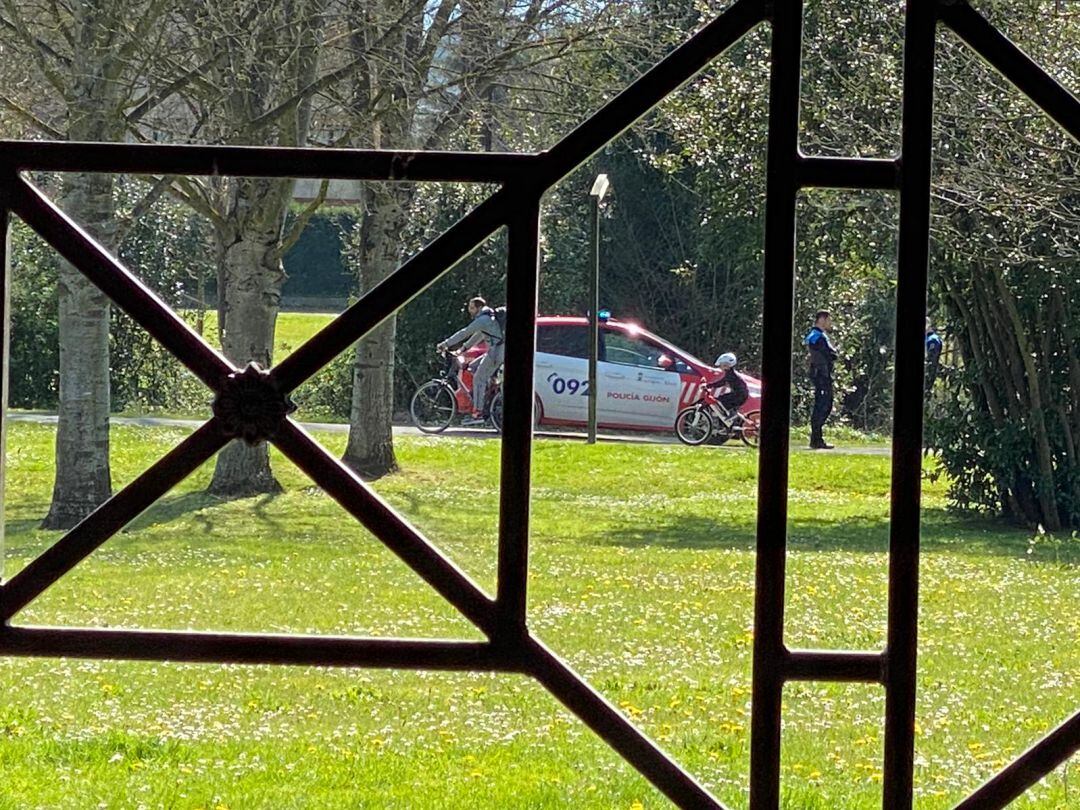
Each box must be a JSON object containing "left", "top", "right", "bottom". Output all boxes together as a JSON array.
[{"left": 7, "top": 411, "right": 891, "bottom": 455}]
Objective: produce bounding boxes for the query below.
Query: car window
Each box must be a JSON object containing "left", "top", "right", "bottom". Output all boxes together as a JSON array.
[
  {"left": 537, "top": 325, "right": 589, "bottom": 359},
  {"left": 602, "top": 331, "right": 673, "bottom": 370}
]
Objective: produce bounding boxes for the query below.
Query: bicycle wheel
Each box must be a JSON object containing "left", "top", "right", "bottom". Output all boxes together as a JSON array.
[
  {"left": 488, "top": 392, "right": 542, "bottom": 434},
  {"left": 675, "top": 405, "right": 714, "bottom": 446},
  {"left": 739, "top": 409, "right": 761, "bottom": 447},
  {"left": 410, "top": 381, "right": 456, "bottom": 433},
  {"left": 489, "top": 390, "right": 503, "bottom": 433}
]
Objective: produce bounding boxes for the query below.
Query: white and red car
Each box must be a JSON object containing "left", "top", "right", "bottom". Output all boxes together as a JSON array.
[{"left": 526, "top": 315, "right": 761, "bottom": 433}]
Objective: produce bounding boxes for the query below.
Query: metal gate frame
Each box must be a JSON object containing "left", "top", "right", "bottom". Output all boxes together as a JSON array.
[{"left": 0, "top": 1, "right": 1077, "bottom": 807}]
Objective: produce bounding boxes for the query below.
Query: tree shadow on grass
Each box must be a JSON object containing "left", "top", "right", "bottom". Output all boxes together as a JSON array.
[
  {"left": 122, "top": 491, "right": 224, "bottom": 533},
  {"left": 592, "top": 509, "right": 1078, "bottom": 565},
  {"left": 4, "top": 490, "right": 284, "bottom": 549}
]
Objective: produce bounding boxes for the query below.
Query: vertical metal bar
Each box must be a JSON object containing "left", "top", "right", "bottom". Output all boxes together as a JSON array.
[
  {"left": 883, "top": 1, "right": 937, "bottom": 807},
  {"left": 496, "top": 194, "right": 541, "bottom": 635},
  {"left": 0, "top": 202, "right": 9, "bottom": 599},
  {"left": 749, "top": 1, "right": 804, "bottom": 806},
  {"left": 587, "top": 195, "right": 599, "bottom": 444}
]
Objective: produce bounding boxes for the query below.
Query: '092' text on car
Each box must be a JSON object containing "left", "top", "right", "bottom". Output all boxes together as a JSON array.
[{"left": 525, "top": 315, "right": 762, "bottom": 433}]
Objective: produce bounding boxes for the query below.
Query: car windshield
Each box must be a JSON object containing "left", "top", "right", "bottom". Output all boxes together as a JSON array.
[{"left": 619, "top": 323, "right": 709, "bottom": 369}]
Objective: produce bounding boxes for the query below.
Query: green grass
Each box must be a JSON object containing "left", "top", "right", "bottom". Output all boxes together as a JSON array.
[
  {"left": 186, "top": 310, "right": 336, "bottom": 361},
  {"left": 2, "top": 424, "right": 1077, "bottom": 808}
]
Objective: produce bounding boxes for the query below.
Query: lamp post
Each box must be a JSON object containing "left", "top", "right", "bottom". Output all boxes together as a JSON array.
[{"left": 587, "top": 173, "right": 610, "bottom": 444}]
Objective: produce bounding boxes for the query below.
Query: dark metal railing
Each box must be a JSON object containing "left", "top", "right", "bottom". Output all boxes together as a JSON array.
[{"left": 0, "top": 0, "right": 1077, "bottom": 807}]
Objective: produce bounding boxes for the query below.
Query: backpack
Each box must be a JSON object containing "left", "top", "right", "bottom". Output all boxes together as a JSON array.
[{"left": 492, "top": 306, "right": 507, "bottom": 342}]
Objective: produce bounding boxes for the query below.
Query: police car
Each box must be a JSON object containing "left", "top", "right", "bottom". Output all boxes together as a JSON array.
[{"left": 532, "top": 315, "right": 761, "bottom": 432}]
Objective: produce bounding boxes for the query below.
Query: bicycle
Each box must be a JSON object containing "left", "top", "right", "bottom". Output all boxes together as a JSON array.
[
  {"left": 674, "top": 381, "right": 760, "bottom": 447},
  {"left": 409, "top": 349, "right": 502, "bottom": 433}
]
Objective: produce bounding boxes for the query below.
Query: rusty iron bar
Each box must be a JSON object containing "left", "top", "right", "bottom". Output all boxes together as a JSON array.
[
  {"left": 954, "top": 709, "right": 1080, "bottom": 810},
  {"left": 522, "top": 635, "right": 725, "bottom": 808},
  {"left": 0, "top": 626, "right": 520, "bottom": 670},
  {"left": 0, "top": 420, "right": 229, "bottom": 621},
  {"left": 7, "top": 175, "right": 233, "bottom": 389},
  {"left": 495, "top": 194, "right": 541, "bottom": 635},
  {"left": 938, "top": 1, "right": 1080, "bottom": 144},
  {"left": 1, "top": 0, "right": 1072, "bottom": 804},
  {"left": 0, "top": 140, "right": 534, "bottom": 183},
  {"left": 0, "top": 205, "right": 8, "bottom": 596},
  {"left": 270, "top": 420, "right": 499, "bottom": 637},
  {"left": 882, "top": 1, "right": 938, "bottom": 808},
  {"left": 784, "top": 650, "right": 886, "bottom": 683},
  {"left": 749, "top": 0, "right": 804, "bottom": 805},
  {"left": 796, "top": 156, "right": 901, "bottom": 190}
]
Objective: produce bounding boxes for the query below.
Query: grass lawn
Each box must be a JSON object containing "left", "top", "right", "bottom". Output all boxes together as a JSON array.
[
  {"left": 185, "top": 311, "right": 337, "bottom": 362},
  {"left": 2, "top": 423, "right": 1077, "bottom": 808}
]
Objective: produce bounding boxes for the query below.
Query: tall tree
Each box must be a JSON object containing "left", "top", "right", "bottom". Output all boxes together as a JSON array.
[
  {"left": 341, "top": 0, "right": 629, "bottom": 477},
  {"left": 169, "top": 0, "right": 333, "bottom": 496},
  {"left": 925, "top": 2, "right": 1080, "bottom": 530},
  {"left": 1, "top": 0, "right": 196, "bottom": 528}
]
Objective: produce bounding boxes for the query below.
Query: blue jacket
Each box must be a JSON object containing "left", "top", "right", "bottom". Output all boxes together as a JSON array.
[
  {"left": 925, "top": 331, "right": 943, "bottom": 366},
  {"left": 804, "top": 326, "right": 837, "bottom": 373}
]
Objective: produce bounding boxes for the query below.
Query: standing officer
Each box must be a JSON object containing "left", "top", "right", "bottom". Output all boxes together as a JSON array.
[
  {"left": 805, "top": 309, "right": 837, "bottom": 450},
  {"left": 925, "top": 317, "right": 943, "bottom": 392}
]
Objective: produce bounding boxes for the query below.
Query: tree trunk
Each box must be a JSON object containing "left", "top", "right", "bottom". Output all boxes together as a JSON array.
[
  {"left": 342, "top": 184, "right": 409, "bottom": 478},
  {"left": 989, "top": 264, "right": 1062, "bottom": 531},
  {"left": 42, "top": 171, "right": 115, "bottom": 529},
  {"left": 207, "top": 178, "right": 292, "bottom": 498},
  {"left": 42, "top": 6, "right": 122, "bottom": 529}
]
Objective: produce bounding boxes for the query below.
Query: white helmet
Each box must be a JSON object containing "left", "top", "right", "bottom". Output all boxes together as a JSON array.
[{"left": 716, "top": 352, "right": 737, "bottom": 368}]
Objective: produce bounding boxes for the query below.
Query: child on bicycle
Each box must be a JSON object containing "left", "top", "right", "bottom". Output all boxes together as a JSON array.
[{"left": 707, "top": 353, "right": 748, "bottom": 421}]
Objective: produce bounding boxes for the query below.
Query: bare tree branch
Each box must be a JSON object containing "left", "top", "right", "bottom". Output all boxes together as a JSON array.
[{"left": 0, "top": 94, "right": 65, "bottom": 138}]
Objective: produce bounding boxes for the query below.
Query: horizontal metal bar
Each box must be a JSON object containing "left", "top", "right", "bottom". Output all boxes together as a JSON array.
[
  {"left": 0, "top": 140, "right": 535, "bottom": 183},
  {"left": 0, "top": 419, "right": 228, "bottom": 621},
  {"left": 271, "top": 420, "right": 498, "bottom": 637},
  {"left": 939, "top": 1, "right": 1080, "bottom": 144},
  {"left": 784, "top": 649, "right": 886, "bottom": 683},
  {"left": 540, "top": 0, "right": 765, "bottom": 182},
  {"left": 796, "top": 156, "right": 900, "bottom": 190},
  {"left": 271, "top": 186, "right": 510, "bottom": 393},
  {"left": 0, "top": 626, "right": 519, "bottom": 670},
  {"left": 7, "top": 176, "right": 233, "bottom": 389},
  {"left": 954, "top": 709, "right": 1080, "bottom": 810},
  {"left": 523, "top": 636, "right": 725, "bottom": 809}
]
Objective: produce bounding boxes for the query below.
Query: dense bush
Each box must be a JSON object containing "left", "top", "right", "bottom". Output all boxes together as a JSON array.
[
  {"left": 8, "top": 224, "right": 60, "bottom": 409},
  {"left": 9, "top": 184, "right": 214, "bottom": 414}
]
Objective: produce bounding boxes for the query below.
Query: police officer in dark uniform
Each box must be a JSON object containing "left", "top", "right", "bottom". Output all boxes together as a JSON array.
[
  {"left": 925, "top": 317, "right": 943, "bottom": 393},
  {"left": 805, "top": 309, "right": 837, "bottom": 449}
]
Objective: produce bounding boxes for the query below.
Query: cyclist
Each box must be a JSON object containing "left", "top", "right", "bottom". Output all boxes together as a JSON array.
[
  {"left": 706, "top": 352, "right": 748, "bottom": 421},
  {"left": 436, "top": 296, "right": 503, "bottom": 426}
]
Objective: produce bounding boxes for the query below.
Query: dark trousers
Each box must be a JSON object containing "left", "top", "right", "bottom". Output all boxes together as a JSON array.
[
  {"left": 810, "top": 369, "right": 833, "bottom": 442},
  {"left": 719, "top": 392, "right": 747, "bottom": 414},
  {"left": 924, "top": 361, "right": 939, "bottom": 395}
]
